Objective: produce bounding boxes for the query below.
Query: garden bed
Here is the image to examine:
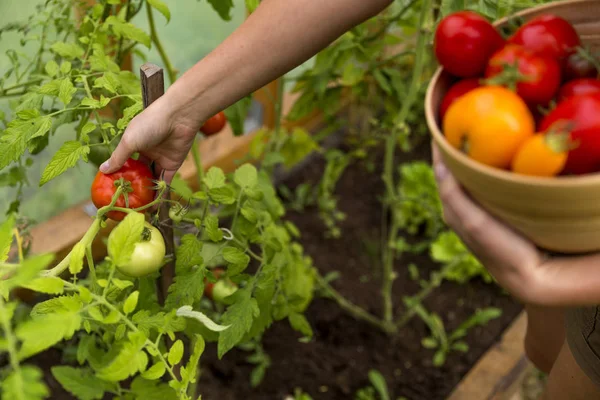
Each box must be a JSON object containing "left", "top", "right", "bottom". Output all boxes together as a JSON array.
[{"left": 197, "top": 140, "right": 524, "bottom": 400}]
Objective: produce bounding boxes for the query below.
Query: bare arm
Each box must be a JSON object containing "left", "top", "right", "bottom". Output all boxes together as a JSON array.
[{"left": 100, "top": 0, "right": 392, "bottom": 178}]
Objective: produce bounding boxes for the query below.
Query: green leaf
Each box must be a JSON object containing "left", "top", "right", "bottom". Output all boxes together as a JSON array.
[
  {"left": 22, "top": 277, "right": 64, "bottom": 295},
  {"left": 209, "top": 186, "right": 236, "bottom": 204},
  {"left": 107, "top": 213, "right": 145, "bottom": 266},
  {"left": 147, "top": 0, "right": 171, "bottom": 22},
  {"left": 105, "top": 16, "right": 151, "bottom": 48},
  {"left": 176, "top": 305, "right": 231, "bottom": 332},
  {"left": 58, "top": 78, "right": 77, "bottom": 105},
  {"left": 207, "top": 0, "right": 234, "bottom": 20},
  {"left": 1, "top": 254, "right": 54, "bottom": 297},
  {"left": 40, "top": 141, "right": 90, "bottom": 186},
  {"left": 168, "top": 339, "right": 184, "bottom": 365},
  {"left": 96, "top": 332, "right": 147, "bottom": 381},
  {"left": 31, "top": 295, "right": 83, "bottom": 317},
  {"left": 175, "top": 235, "right": 204, "bottom": 273},
  {"left": 340, "top": 62, "right": 365, "bottom": 86},
  {"left": 245, "top": 0, "right": 260, "bottom": 13},
  {"left": 288, "top": 312, "right": 313, "bottom": 338},
  {"left": 223, "top": 95, "right": 252, "bottom": 136},
  {"left": 60, "top": 61, "right": 72, "bottom": 74},
  {"left": 421, "top": 337, "right": 438, "bottom": 349},
  {"left": 141, "top": 362, "right": 166, "bottom": 380},
  {"left": 279, "top": 128, "right": 319, "bottom": 169},
  {"left": 130, "top": 377, "right": 177, "bottom": 400},
  {"left": 16, "top": 312, "right": 82, "bottom": 359},
  {"left": 69, "top": 242, "right": 85, "bottom": 275},
  {"left": 223, "top": 247, "right": 250, "bottom": 267},
  {"left": 234, "top": 163, "right": 258, "bottom": 188},
  {"left": 433, "top": 350, "right": 447, "bottom": 367},
  {"left": 204, "top": 214, "right": 223, "bottom": 242},
  {"left": 50, "top": 42, "right": 84, "bottom": 59},
  {"left": 1, "top": 366, "right": 49, "bottom": 400},
  {"left": 0, "top": 214, "right": 16, "bottom": 263},
  {"left": 117, "top": 102, "right": 142, "bottom": 130},
  {"left": 373, "top": 69, "right": 392, "bottom": 95},
  {"left": 51, "top": 367, "right": 112, "bottom": 400},
  {"left": 217, "top": 289, "right": 259, "bottom": 358},
  {"left": 181, "top": 335, "right": 205, "bottom": 388},
  {"left": 165, "top": 266, "right": 206, "bottom": 309},
  {"left": 368, "top": 369, "right": 391, "bottom": 400},
  {"left": 45, "top": 60, "right": 59, "bottom": 77},
  {"left": 204, "top": 167, "right": 226, "bottom": 189},
  {"left": 452, "top": 341, "right": 469, "bottom": 353},
  {"left": 94, "top": 72, "right": 120, "bottom": 94},
  {"left": 123, "top": 291, "right": 139, "bottom": 314},
  {"left": 132, "top": 310, "right": 185, "bottom": 337}
]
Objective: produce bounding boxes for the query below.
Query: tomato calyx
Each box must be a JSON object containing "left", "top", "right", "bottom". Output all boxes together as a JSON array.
[
  {"left": 544, "top": 120, "right": 579, "bottom": 153},
  {"left": 483, "top": 60, "right": 532, "bottom": 91}
]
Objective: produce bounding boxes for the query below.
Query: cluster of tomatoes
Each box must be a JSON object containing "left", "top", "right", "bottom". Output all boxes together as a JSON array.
[
  {"left": 89, "top": 111, "right": 229, "bottom": 279},
  {"left": 435, "top": 10, "right": 600, "bottom": 177}
]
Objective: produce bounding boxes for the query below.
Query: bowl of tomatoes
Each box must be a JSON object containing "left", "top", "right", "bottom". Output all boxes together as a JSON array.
[{"left": 425, "top": 0, "right": 600, "bottom": 254}]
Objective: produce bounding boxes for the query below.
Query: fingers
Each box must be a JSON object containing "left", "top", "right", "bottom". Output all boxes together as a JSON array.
[{"left": 100, "top": 135, "right": 134, "bottom": 174}]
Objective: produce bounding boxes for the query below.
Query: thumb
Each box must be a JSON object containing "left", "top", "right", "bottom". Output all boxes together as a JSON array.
[{"left": 99, "top": 136, "right": 134, "bottom": 174}]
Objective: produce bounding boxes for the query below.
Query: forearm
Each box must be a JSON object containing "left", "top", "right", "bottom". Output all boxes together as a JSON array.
[{"left": 164, "top": 0, "right": 392, "bottom": 128}]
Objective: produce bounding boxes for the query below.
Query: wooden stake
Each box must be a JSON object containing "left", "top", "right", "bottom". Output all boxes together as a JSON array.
[{"left": 139, "top": 63, "right": 174, "bottom": 306}]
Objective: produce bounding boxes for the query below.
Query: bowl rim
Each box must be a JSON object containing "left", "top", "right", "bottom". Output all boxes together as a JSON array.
[{"left": 425, "top": 0, "right": 600, "bottom": 189}]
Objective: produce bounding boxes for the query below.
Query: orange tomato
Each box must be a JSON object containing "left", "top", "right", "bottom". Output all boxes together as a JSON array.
[
  {"left": 511, "top": 132, "right": 571, "bottom": 177},
  {"left": 443, "top": 86, "right": 535, "bottom": 169}
]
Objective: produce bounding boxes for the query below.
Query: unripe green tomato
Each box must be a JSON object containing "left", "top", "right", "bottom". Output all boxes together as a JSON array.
[
  {"left": 211, "top": 280, "right": 238, "bottom": 303},
  {"left": 110, "top": 222, "right": 166, "bottom": 278},
  {"left": 169, "top": 204, "right": 186, "bottom": 223}
]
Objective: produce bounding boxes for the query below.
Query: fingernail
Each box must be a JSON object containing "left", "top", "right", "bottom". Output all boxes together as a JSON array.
[
  {"left": 434, "top": 162, "right": 448, "bottom": 181},
  {"left": 100, "top": 161, "right": 110, "bottom": 173}
]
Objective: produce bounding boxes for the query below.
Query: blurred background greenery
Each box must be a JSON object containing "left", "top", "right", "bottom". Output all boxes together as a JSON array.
[{"left": 0, "top": 0, "right": 312, "bottom": 224}]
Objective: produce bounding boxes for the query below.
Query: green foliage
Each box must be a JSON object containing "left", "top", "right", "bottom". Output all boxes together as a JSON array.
[{"left": 431, "top": 231, "right": 493, "bottom": 284}]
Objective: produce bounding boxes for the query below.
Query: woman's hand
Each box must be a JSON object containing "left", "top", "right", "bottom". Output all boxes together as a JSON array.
[{"left": 98, "top": 93, "right": 200, "bottom": 184}]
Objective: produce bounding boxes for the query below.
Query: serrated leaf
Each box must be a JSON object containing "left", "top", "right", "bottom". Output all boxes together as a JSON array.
[
  {"left": 94, "top": 73, "right": 120, "bottom": 94},
  {"left": 69, "top": 242, "right": 85, "bottom": 275},
  {"left": 168, "top": 340, "right": 184, "bottom": 365},
  {"left": 123, "top": 291, "right": 139, "bottom": 314},
  {"left": 105, "top": 16, "right": 151, "bottom": 48},
  {"left": 61, "top": 61, "right": 72, "bottom": 74},
  {"left": 50, "top": 42, "right": 84, "bottom": 59},
  {"left": 117, "top": 102, "right": 142, "bottom": 130},
  {"left": 51, "top": 367, "right": 112, "bottom": 400},
  {"left": 176, "top": 305, "right": 231, "bottom": 332},
  {"left": 45, "top": 60, "right": 59, "bottom": 77},
  {"left": 1, "top": 254, "right": 54, "bottom": 297},
  {"left": 81, "top": 122, "right": 96, "bottom": 138},
  {"left": 288, "top": 312, "right": 313, "bottom": 338},
  {"left": 208, "top": 186, "right": 236, "bottom": 204},
  {"left": 165, "top": 266, "right": 206, "bottom": 309},
  {"left": 222, "top": 247, "right": 250, "bottom": 267},
  {"left": 204, "top": 214, "right": 223, "bottom": 242},
  {"left": 175, "top": 235, "right": 203, "bottom": 273},
  {"left": 1, "top": 366, "right": 49, "bottom": 400},
  {"left": 0, "top": 214, "right": 16, "bottom": 262},
  {"left": 107, "top": 213, "right": 145, "bottom": 266},
  {"left": 40, "top": 141, "right": 90, "bottom": 186},
  {"left": 204, "top": 167, "right": 226, "bottom": 189},
  {"left": 147, "top": 0, "right": 171, "bottom": 22},
  {"left": 182, "top": 335, "right": 205, "bottom": 387},
  {"left": 58, "top": 78, "right": 77, "bottom": 105},
  {"left": 217, "top": 289, "right": 259, "bottom": 358},
  {"left": 22, "top": 277, "right": 64, "bottom": 295},
  {"left": 96, "top": 332, "right": 147, "bottom": 381},
  {"left": 132, "top": 310, "right": 185, "bottom": 337},
  {"left": 234, "top": 164, "right": 257, "bottom": 188},
  {"left": 240, "top": 205, "right": 257, "bottom": 223},
  {"left": 31, "top": 295, "right": 83, "bottom": 317},
  {"left": 16, "top": 312, "right": 82, "bottom": 359},
  {"left": 141, "top": 362, "right": 166, "bottom": 380},
  {"left": 130, "top": 377, "right": 177, "bottom": 400}
]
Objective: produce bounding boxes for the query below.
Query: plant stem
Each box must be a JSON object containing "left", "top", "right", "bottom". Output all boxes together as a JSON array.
[
  {"left": 191, "top": 138, "right": 204, "bottom": 189},
  {"left": 0, "top": 78, "right": 43, "bottom": 94},
  {"left": 147, "top": 4, "right": 177, "bottom": 84},
  {"left": 0, "top": 296, "right": 22, "bottom": 393},
  {"left": 315, "top": 273, "right": 396, "bottom": 334},
  {"left": 380, "top": 0, "right": 431, "bottom": 324}
]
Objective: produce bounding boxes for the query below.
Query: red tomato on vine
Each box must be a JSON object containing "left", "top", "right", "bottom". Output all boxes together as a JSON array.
[
  {"left": 91, "top": 158, "right": 155, "bottom": 221},
  {"left": 200, "top": 112, "right": 227, "bottom": 136}
]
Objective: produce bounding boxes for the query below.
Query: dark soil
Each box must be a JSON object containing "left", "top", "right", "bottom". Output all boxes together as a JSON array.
[{"left": 197, "top": 141, "right": 524, "bottom": 400}]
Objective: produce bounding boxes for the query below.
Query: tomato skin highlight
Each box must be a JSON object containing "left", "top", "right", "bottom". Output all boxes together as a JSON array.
[
  {"left": 110, "top": 222, "right": 166, "bottom": 278},
  {"left": 439, "top": 78, "right": 481, "bottom": 120},
  {"left": 508, "top": 14, "right": 580, "bottom": 62},
  {"left": 91, "top": 158, "right": 155, "bottom": 221},
  {"left": 511, "top": 133, "right": 569, "bottom": 177},
  {"left": 443, "top": 85, "right": 535, "bottom": 169},
  {"left": 557, "top": 78, "right": 600, "bottom": 102},
  {"left": 539, "top": 93, "right": 600, "bottom": 175},
  {"left": 200, "top": 112, "right": 227, "bottom": 136},
  {"left": 485, "top": 44, "right": 562, "bottom": 106},
  {"left": 434, "top": 11, "right": 504, "bottom": 78}
]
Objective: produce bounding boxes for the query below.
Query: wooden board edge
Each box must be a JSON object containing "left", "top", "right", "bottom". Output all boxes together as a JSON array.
[{"left": 446, "top": 311, "right": 531, "bottom": 400}]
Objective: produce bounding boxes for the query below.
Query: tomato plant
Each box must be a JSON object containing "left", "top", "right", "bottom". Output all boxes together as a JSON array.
[
  {"left": 109, "top": 222, "right": 166, "bottom": 277},
  {"left": 434, "top": 11, "right": 504, "bottom": 78}
]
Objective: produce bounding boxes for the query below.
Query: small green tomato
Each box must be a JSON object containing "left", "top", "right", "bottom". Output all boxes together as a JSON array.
[
  {"left": 111, "top": 222, "right": 166, "bottom": 278},
  {"left": 211, "top": 279, "right": 238, "bottom": 303}
]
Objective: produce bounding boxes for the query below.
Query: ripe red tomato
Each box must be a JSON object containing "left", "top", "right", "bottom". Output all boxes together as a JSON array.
[
  {"left": 564, "top": 51, "right": 598, "bottom": 81},
  {"left": 434, "top": 11, "right": 504, "bottom": 78},
  {"left": 539, "top": 93, "right": 600, "bottom": 175},
  {"left": 508, "top": 14, "right": 580, "bottom": 62},
  {"left": 557, "top": 78, "right": 600, "bottom": 102},
  {"left": 439, "top": 78, "right": 481, "bottom": 120},
  {"left": 485, "top": 44, "right": 561, "bottom": 106},
  {"left": 200, "top": 112, "right": 227, "bottom": 136},
  {"left": 91, "top": 158, "right": 155, "bottom": 221}
]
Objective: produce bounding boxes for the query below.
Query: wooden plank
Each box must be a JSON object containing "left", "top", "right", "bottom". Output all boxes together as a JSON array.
[{"left": 447, "top": 311, "right": 530, "bottom": 400}]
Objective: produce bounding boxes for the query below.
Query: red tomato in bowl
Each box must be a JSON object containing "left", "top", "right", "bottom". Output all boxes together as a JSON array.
[
  {"left": 557, "top": 78, "right": 600, "bottom": 102},
  {"left": 564, "top": 51, "right": 599, "bottom": 81},
  {"left": 439, "top": 78, "right": 481, "bottom": 120},
  {"left": 485, "top": 44, "right": 561, "bottom": 106},
  {"left": 434, "top": 11, "right": 504, "bottom": 78},
  {"left": 508, "top": 14, "right": 580, "bottom": 62},
  {"left": 539, "top": 93, "right": 600, "bottom": 175},
  {"left": 91, "top": 158, "right": 155, "bottom": 221}
]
